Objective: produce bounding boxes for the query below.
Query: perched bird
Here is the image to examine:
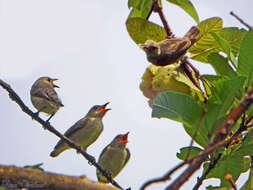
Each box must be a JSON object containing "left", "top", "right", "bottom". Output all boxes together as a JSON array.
[
  {"left": 140, "top": 26, "right": 200, "bottom": 66},
  {"left": 97, "top": 132, "right": 130, "bottom": 183},
  {"left": 50, "top": 102, "right": 110, "bottom": 157},
  {"left": 30, "top": 77, "right": 64, "bottom": 122}
]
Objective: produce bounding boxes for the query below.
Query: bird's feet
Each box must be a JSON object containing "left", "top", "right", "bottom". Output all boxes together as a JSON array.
[
  {"left": 32, "top": 111, "right": 40, "bottom": 120},
  {"left": 87, "top": 154, "right": 96, "bottom": 165},
  {"left": 103, "top": 169, "right": 112, "bottom": 179}
]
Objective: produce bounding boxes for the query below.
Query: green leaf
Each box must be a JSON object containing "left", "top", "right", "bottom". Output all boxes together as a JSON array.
[
  {"left": 126, "top": 18, "right": 167, "bottom": 44},
  {"left": 205, "top": 53, "right": 236, "bottom": 79},
  {"left": 207, "top": 156, "right": 250, "bottom": 187},
  {"left": 152, "top": 91, "right": 203, "bottom": 127},
  {"left": 238, "top": 31, "right": 253, "bottom": 87},
  {"left": 219, "top": 27, "right": 247, "bottom": 57},
  {"left": 166, "top": 0, "right": 199, "bottom": 23},
  {"left": 128, "top": 0, "right": 152, "bottom": 19},
  {"left": 189, "top": 17, "right": 223, "bottom": 58},
  {"left": 203, "top": 77, "right": 246, "bottom": 135},
  {"left": 176, "top": 146, "right": 203, "bottom": 160},
  {"left": 210, "top": 32, "right": 231, "bottom": 56},
  {"left": 210, "top": 32, "right": 237, "bottom": 68},
  {"left": 235, "top": 130, "right": 253, "bottom": 156}
]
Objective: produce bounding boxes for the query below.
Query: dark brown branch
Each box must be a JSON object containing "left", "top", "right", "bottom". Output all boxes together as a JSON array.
[
  {"left": 152, "top": 0, "right": 173, "bottom": 37},
  {"left": 0, "top": 79, "right": 126, "bottom": 190},
  {"left": 230, "top": 11, "right": 252, "bottom": 31},
  {"left": 192, "top": 154, "right": 221, "bottom": 190},
  {"left": 0, "top": 164, "right": 118, "bottom": 190},
  {"left": 225, "top": 173, "right": 237, "bottom": 190}
]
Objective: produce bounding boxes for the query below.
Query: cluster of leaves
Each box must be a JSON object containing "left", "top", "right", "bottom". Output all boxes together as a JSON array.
[{"left": 126, "top": 0, "right": 253, "bottom": 189}]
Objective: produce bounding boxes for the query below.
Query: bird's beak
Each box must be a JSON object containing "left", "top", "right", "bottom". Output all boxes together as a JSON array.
[
  {"left": 51, "top": 79, "right": 59, "bottom": 88},
  {"left": 120, "top": 132, "right": 129, "bottom": 144},
  {"left": 99, "top": 102, "right": 111, "bottom": 113},
  {"left": 139, "top": 43, "right": 149, "bottom": 51}
]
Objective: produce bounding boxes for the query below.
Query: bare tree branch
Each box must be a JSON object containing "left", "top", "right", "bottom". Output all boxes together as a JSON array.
[
  {"left": 230, "top": 11, "right": 252, "bottom": 31},
  {"left": 150, "top": 0, "right": 173, "bottom": 38},
  {"left": 0, "top": 79, "right": 127, "bottom": 190},
  {"left": 0, "top": 164, "right": 118, "bottom": 190}
]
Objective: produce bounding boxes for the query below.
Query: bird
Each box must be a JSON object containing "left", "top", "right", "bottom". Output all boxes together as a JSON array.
[
  {"left": 50, "top": 102, "right": 110, "bottom": 157},
  {"left": 96, "top": 132, "right": 130, "bottom": 183},
  {"left": 30, "top": 77, "right": 64, "bottom": 122},
  {"left": 140, "top": 26, "right": 200, "bottom": 66}
]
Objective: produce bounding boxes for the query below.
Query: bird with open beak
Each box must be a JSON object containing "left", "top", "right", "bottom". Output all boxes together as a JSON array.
[
  {"left": 30, "top": 77, "right": 64, "bottom": 122},
  {"left": 97, "top": 132, "right": 130, "bottom": 183},
  {"left": 50, "top": 102, "right": 111, "bottom": 157}
]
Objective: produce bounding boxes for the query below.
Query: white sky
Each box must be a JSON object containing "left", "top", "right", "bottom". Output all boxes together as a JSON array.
[{"left": 0, "top": 0, "right": 252, "bottom": 189}]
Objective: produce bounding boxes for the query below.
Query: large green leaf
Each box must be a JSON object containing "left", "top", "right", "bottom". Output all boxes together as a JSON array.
[
  {"left": 176, "top": 146, "right": 203, "bottom": 160},
  {"left": 128, "top": 0, "right": 152, "bottom": 19},
  {"left": 238, "top": 31, "right": 253, "bottom": 87},
  {"left": 166, "top": 0, "right": 199, "bottom": 23},
  {"left": 206, "top": 53, "right": 236, "bottom": 79},
  {"left": 126, "top": 18, "right": 167, "bottom": 44},
  {"left": 152, "top": 91, "right": 203, "bottom": 127},
  {"left": 189, "top": 17, "right": 223, "bottom": 59}
]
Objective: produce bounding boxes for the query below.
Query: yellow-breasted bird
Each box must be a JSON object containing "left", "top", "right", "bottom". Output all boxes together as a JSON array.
[
  {"left": 30, "top": 77, "right": 64, "bottom": 122},
  {"left": 96, "top": 132, "right": 130, "bottom": 183},
  {"left": 140, "top": 26, "right": 200, "bottom": 66},
  {"left": 50, "top": 102, "right": 110, "bottom": 157}
]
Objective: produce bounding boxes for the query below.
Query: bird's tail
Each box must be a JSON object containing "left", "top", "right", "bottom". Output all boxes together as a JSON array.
[
  {"left": 185, "top": 26, "right": 200, "bottom": 43},
  {"left": 50, "top": 149, "right": 60, "bottom": 157},
  {"left": 50, "top": 142, "right": 68, "bottom": 157}
]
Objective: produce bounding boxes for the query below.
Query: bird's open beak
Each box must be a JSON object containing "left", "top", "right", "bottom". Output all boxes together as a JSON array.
[
  {"left": 120, "top": 132, "right": 129, "bottom": 144},
  {"left": 51, "top": 79, "right": 59, "bottom": 88},
  {"left": 99, "top": 102, "right": 111, "bottom": 113}
]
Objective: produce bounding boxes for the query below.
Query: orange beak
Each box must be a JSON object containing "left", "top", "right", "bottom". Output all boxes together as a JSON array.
[
  {"left": 51, "top": 79, "right": 59, "bottom": 88},
  {"left": 99, "top": 102, "right": 111, "bottom": 113},
  {"left": 120, "top": 132, "right": 129, "bottom": 144}
]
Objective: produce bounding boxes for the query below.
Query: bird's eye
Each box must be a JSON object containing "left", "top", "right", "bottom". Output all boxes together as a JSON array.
[{"left": 47, "top": 78, "right": 51, "bottom": 82}]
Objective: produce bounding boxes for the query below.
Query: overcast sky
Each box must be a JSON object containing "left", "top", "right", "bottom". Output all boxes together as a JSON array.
[{"left": 1, "top": 0, "right": 253, "bottom": 189}]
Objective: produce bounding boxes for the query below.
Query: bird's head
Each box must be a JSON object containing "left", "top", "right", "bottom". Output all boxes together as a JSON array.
[
  {"left": 87, "top": 102, "right": 111, "bottom": 118},
  {"left": 37, "top": 77, "right": 59, "bottom": 88},
  {"left": 111, "top": 132, "right": 129, "bottom": 148},
  {"left": 140, "top": 40, "right": 161, "bottom": 57}
]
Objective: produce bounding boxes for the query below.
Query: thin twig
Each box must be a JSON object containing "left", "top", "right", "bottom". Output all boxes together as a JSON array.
[
  {"left": 225, "top": 173, "right": 237, "bottom": 190},
  {"left": 192, "top": 154, "right": 221, "bottom": 190},
  {"left": 146, "top": 0, "right": 155, "bottom": 20},
  {"left": 152, "top": 0, "right": 173, "bottom": 37},
  {"left": 0, "top": 79, "right": 126, "bottom": 190},
  {"left": 230, "top": 11, "right": 252, "bottom": 31}
]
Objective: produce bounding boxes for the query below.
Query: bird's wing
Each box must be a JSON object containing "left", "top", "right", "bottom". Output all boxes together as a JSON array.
[
  {"left": 123, "top": 148, "right": 130, "bottom": 168},
  {"left": 44, "top": 87, "right": 63, "bottom": 106},
  {"left": 32, "top": 85, "right": 63, "bottom": 106},
  {"left": 64, "top": 117, "right": 90, "bottom": 138}
]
